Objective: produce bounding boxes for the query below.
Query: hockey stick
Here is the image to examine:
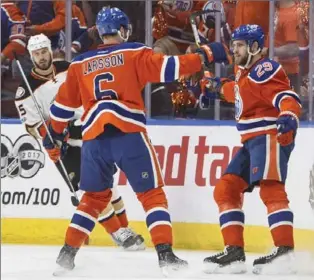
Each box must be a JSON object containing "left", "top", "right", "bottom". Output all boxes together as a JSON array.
[
  {"left": 190, "top": 9, "right": 221, "bottom": 47},
  {"left": 14, "top": 53, "right": 80, "bottom": 206}
]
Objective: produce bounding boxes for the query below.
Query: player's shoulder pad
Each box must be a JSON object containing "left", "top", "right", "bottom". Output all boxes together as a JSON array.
[
  {"left": 72, "top": 42, "right": 151, "bottom": 63},
  {"left": 248, "top": 58, "right": 282, "bottom": 84},
  {"left": 53, "top": 60, "right": 70, "bottom": 73}
]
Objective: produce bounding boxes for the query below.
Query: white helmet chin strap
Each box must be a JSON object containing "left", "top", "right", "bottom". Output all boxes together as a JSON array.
[
  {"left": 117, "top": 30, "right": 129, "bottom": 42},
  {"left": 244, "top": 45, "right": 261, "bottom": 68}
]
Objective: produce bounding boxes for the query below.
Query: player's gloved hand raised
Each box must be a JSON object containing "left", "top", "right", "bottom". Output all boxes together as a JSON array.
[
  {"left": 196, "top": 42, "right": 232, "bottom": 67},
  {"left": 42, "top": 124, "right": 69, "bottom": 163},
  {"left": 198, "top": 74, "right": 222, "bottom": 110},
  {"left": 276, "top": 112, "right": 299, "bottom": 146}
]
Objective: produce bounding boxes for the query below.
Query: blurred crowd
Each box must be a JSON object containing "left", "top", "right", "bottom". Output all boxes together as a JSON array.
[{"left": 1, "top": 0, "right": 313, "bottom": 120}]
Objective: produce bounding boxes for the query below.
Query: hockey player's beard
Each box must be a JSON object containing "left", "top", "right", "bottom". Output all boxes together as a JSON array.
[
  {"left": 35, "top": 56, "right": 52, "bottom": 71},
  {"left": 234, "top": 52, "right": 249, "bottom": 67}
]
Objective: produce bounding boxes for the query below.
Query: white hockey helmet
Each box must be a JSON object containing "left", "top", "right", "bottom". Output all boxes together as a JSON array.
[{"left": 27, "top": 34, "right": 52, "bottom": 59}]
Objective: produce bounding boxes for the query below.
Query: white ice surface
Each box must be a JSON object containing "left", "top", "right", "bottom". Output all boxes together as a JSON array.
[{"left": 1, "top": 245, "right": 314, "bottom": 280}]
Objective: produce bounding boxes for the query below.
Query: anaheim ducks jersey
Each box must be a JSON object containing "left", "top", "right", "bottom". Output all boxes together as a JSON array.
[
  {"left": 50, "top": 42, "right": 202, "bottom": 140},
  {"left": 221, "top": 58, "right": 302, "bottom": 143},
  {"left": 15, "top": 61, "right": 70, "bottom": 134}
]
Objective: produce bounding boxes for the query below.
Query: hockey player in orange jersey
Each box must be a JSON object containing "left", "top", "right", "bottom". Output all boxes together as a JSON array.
[
  {"left": 42, "top": 7, "right": 230, "bottom": 275},
  {"left": 15, "top": 34, "right": 145, "bottom": 251},
  {"left": 201, "top": 25, "right": 301, "bottom": 274}
]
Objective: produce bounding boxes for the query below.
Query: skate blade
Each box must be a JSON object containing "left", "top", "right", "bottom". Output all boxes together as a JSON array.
[
  {"left": 203, "top": 261, "right": 247, "bottom": 274},
  {"left": 160, "top": 263, "right": 189, "bottom": 278},
  {"left": 52, "top": 265, "right": 73, "bottom": 277},
  {"left": 253, "top": 253, "right": 296, "bottom": 275},
  {"left": 124, "top": 242, "right": 146, "bottom": 251}
]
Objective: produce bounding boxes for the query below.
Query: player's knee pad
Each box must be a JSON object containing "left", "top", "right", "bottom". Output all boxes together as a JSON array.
[
  {"left": 136, "top": 188, "right": 168, "bottom": 212},
  {"left": 259, "top": 180, "right": 289, "bottom": 212},
  {"left": 79, "top": 189, "right": 112, "bottom": 215},
  {"left": 214, "top": 174, "right": 247, "bottom": 208}
]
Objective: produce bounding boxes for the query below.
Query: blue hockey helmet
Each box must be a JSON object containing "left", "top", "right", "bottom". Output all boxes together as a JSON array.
[
  {"left": 231, "top": 24, "right": 265, "bottom": 50},
  {"left": 96, "top": 7, "right": 131, "bottom": 40}
]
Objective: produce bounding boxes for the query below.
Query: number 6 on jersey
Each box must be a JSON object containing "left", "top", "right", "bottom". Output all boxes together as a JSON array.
[{"left": 94, "top": 72, "right": 118, "bottom": 100}]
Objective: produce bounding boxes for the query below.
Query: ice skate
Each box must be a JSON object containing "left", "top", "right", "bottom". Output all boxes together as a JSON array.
[
  {"left": 112, "top": 227, "right": 145, "bottom": 251},
  {"left": 53, "top": 244, "right": 79, "bottom": 276},
  {"left": 203, "top": 246, "right": 246, "bottom": 274},
  {"left": 156, "top": 244, "right": 188, "bottom": 276},
  {"left": 253, "top": 246, "right": 296, "bottom": 275}
]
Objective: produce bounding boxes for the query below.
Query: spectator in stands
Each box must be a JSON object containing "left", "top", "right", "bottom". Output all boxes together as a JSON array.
[
  {"left": 1, "top": 1, "right": 26, "bottom": 116},
  {"left": 296, "top": 0, "right": 309, "bottom": 78},
  {"left": 17, "top": 1, "right": 66, "bottom": 49},
  {"left": 152, "top": 1, "right": 205, "bottom": 55},
  {"left": 234, "top": 0, "right": 269, "bottom": 42},
  {"left": 274, "top": 0, "right": 300, "bottom": 94},
  {"left": 58, "top": 2, "right": 87, "bottom": 56},
  {"left": 1, "top": 1, "right": 26, "bottom": 64},
  {"left": 222, "top": 0, "right": 236, "bottom": 32}
]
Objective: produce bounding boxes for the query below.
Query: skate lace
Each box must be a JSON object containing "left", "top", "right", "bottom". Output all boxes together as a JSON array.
[
  {"left": 113, "top": 228, "right": 133, "bottom": 242},
  {"left": 211, "top": 246, "right": 229, "bottom": 258},
  {"left": 255, "top": 247, "right": 278, "bottom": 261},
  {"left": 125, "top": 228, "right": 136, "bottom": 236}
]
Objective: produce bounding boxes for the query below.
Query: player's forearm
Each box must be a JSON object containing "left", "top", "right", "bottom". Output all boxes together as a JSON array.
[
  {"left": 178, "top": 54, "right": 203, "bottom": 77},
  {"left": 34, "top": 14, "right": 65, "bottom": 35},
  {"left": 279, "top": 98, "right": 302, "bottom": 118},
  {"left": 274, "top": 43, "right": 299, "bottom": 59},
  {"left": 2, "top": 41, "right": 26, "bottom": 60}
]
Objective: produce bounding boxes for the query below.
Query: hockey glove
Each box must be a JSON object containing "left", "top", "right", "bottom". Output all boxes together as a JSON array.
[
  {"left": 196, "top": 42, "right": 232, "bottom": 67},
  {"left": 276, "top": 112, "right": 299, "bottom": 146},
  {"left": 198, "top": 75, "right": 222, "bottom": 110},
  {"left": 42, "top": 124, "right": 69, "bottom": 163}
]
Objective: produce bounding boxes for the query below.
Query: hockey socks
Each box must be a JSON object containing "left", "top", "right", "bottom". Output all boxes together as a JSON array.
[
  {"left": 260, "top": 180, "right": 294, "bottom": 248},
  {"left": 65, "top": 190, "right": 112, "bottom": 248},
  {"left": 214, "top": 174, "right": 248, "bottom": 247}
]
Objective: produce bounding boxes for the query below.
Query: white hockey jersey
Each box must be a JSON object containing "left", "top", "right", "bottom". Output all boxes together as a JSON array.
[{"left": 15, "top": 61, "right": 83, "bottom": 141}]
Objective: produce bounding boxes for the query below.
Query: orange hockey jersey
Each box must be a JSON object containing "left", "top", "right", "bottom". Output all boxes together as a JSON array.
[
  {"left": 50, "top": 42, "right": 202, "bottom": 140},
  {"left": 221, "top": 58, "right": 302, "bottom": 143}
]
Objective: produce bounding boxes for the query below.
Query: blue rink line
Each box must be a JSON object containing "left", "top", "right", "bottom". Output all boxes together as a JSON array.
[{"left": 1, "top": 118, "right": 314, "bottom": 127}]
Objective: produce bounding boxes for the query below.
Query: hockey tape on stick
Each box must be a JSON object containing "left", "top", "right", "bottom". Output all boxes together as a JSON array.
[
  {"left": 190, "top": 9, "right": 221, "bottom": 47},
  {"left": 13, "top": 52, "right": 80, "bottom": 206}
]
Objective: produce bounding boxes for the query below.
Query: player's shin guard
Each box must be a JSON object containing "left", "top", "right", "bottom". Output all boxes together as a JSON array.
[
  {"left": 253, "top": 180, "right": 295, "bottom": 274},
  {"left": 260, "top": 180, "right": 294, "bottom": 248},
  {"left": 137, "top": 188, "right": 187, "bottom": 273},
  {"left": 137, "top": 188, "right": 172, "bottom": 246},
  {"left": 65, "top": 189, "right": 112, "bottom": 248},
  {"left": 55, "top": 190, "right": 112, "bottom": 274},
  {"left": 213, "top": 174, "right": 248, "bottom": 248},
  {"left": 203, "top": 174, "right": 247, "bottom": 273}
]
